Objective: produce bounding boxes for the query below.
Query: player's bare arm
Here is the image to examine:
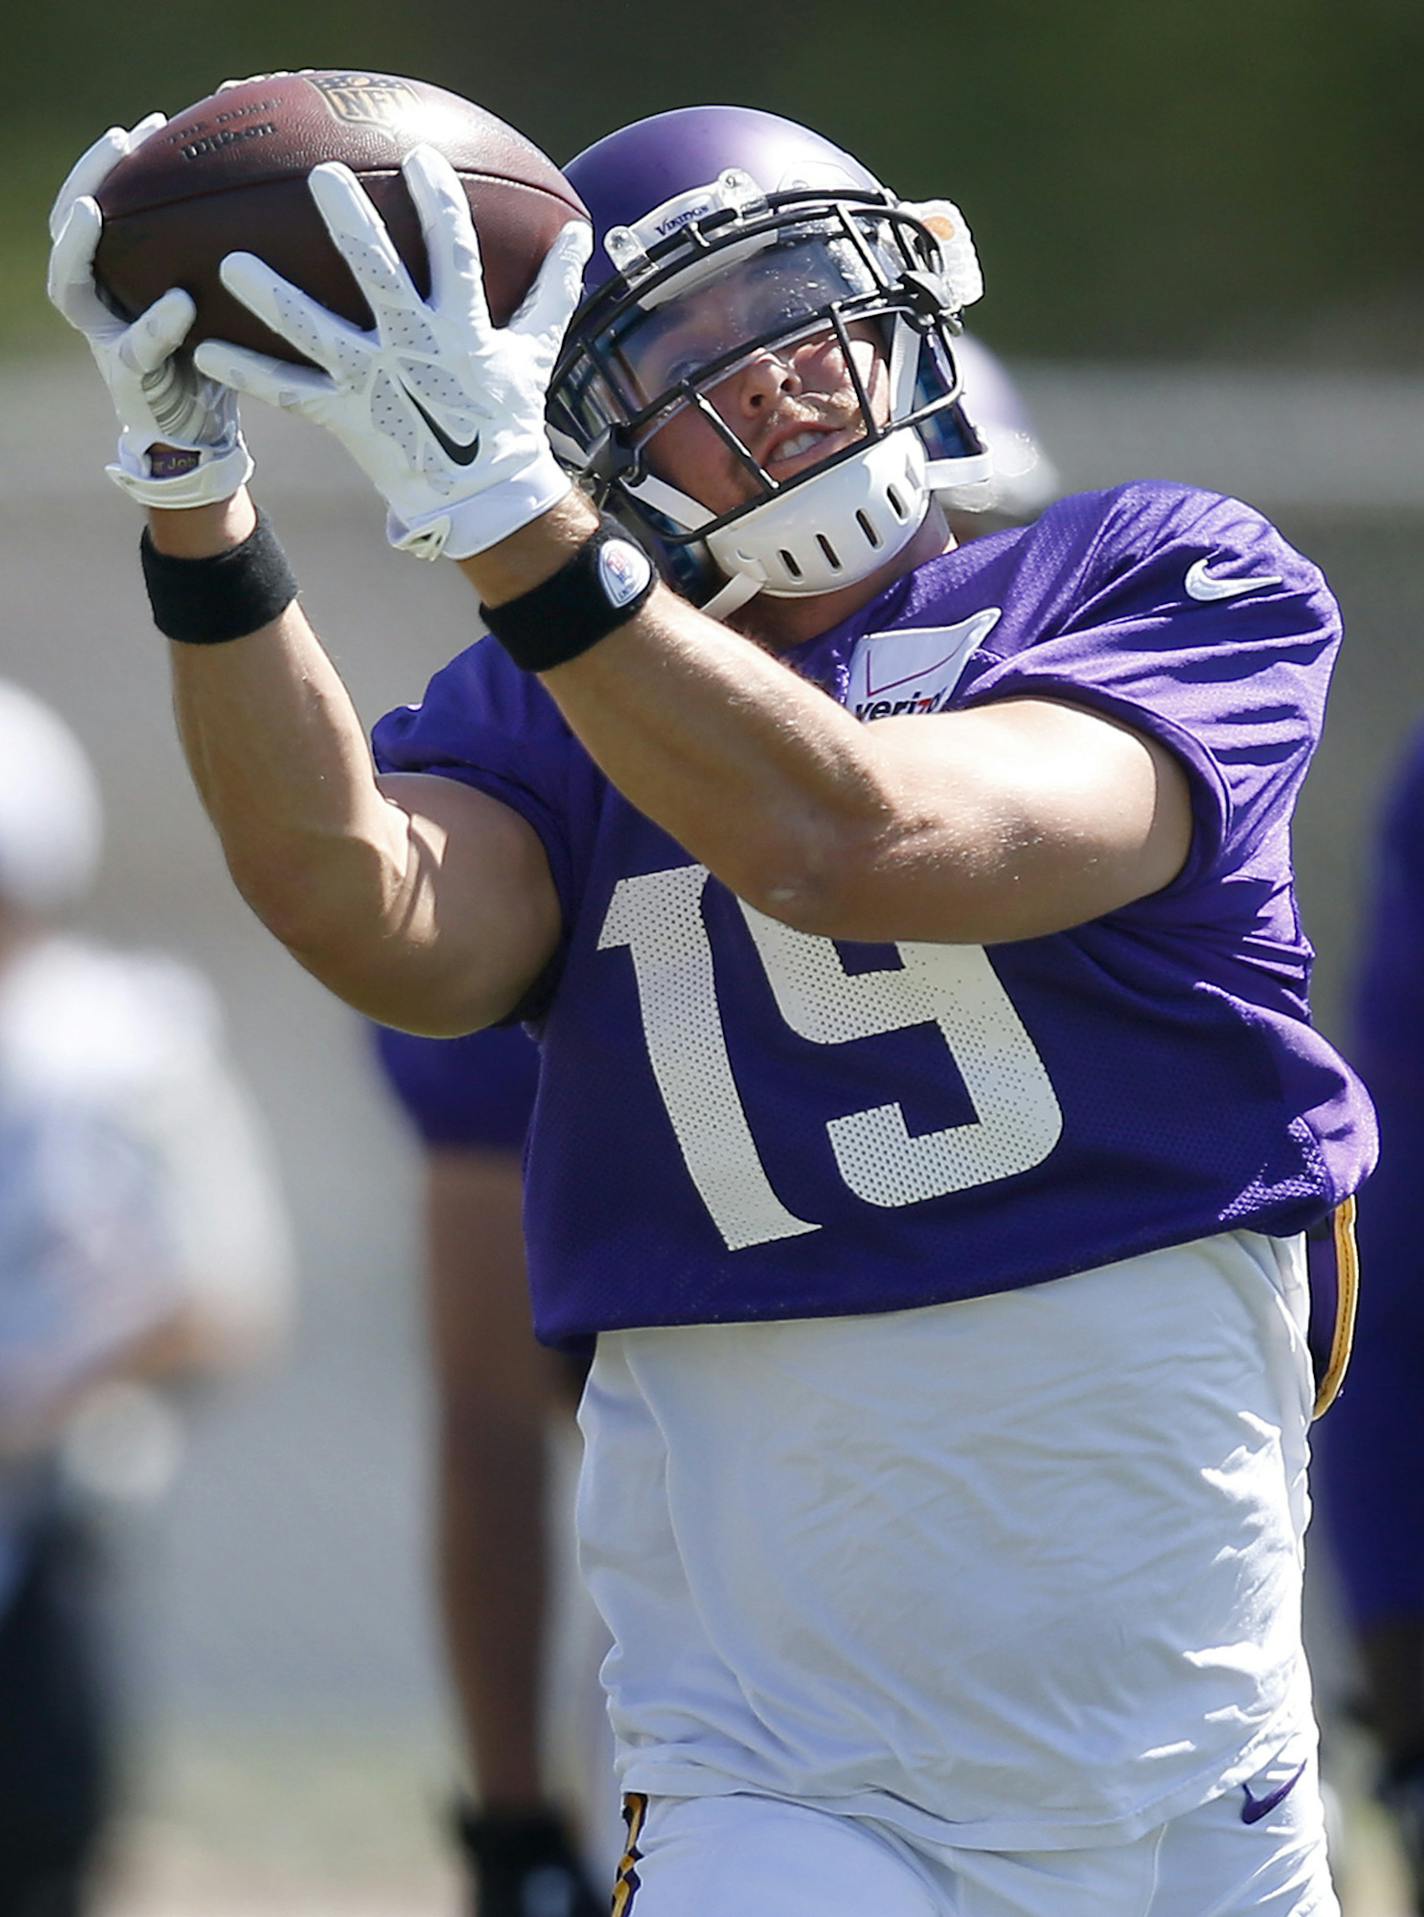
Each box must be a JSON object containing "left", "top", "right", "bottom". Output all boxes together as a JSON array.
[
  {"left": 48, "top": 119, "right": 565, "bottom": 1036},
  {"left": 461, "top": 494, "right": 1192, "bottom": 945},
  {"left": 149, "top": 491, "right": 559, "bottom": 1032},
  {"left": 155, "top": 130, "right": 1188, "bottom": 949}
]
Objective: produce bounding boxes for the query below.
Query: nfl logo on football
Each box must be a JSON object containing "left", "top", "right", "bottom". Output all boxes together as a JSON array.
[{"left": 310, "top": 73, "right": 418, "bottom": 131}]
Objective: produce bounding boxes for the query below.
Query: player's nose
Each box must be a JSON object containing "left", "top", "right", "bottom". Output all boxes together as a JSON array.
[{"left": 735, "top": 345, "right": 804, "bottom": 415}]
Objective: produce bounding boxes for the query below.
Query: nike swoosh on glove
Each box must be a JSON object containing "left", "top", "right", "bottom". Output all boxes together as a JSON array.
[
  {"left": 47, "top": 116, "right": 253, "bottom": 510},
  {"left": 195, "top": 145, "right": 592, "bottom": 561}
]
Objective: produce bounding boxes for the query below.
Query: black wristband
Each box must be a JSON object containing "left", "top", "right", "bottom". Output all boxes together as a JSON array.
[
  {"left": 480, "top": 515, "right": 656, "bottom": 672},
  {"left": 140, "top": 508, "right": 299, "bottom": 644}
]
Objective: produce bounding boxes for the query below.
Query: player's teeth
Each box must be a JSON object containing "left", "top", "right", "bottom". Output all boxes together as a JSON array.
[{"left": 775, "top": 432, "right": 820, "bottom": 460}]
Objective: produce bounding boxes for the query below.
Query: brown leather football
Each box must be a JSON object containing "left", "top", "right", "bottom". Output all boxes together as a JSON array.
[{"left": 94, "top": 71, "right": 588, "bottom": 366}]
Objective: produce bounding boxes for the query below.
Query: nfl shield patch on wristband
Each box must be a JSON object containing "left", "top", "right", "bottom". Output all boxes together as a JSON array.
[{"left": 599, "top": 539, "right": 654, "bottom": 609}]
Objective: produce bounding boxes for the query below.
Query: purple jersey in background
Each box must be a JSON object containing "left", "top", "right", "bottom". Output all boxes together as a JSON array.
[
  {"left": 1315, "top": 725, "right": 1424, "bottom": 1624},
  {"left": 375, "top": 481, "right": 1375, "bottom": 1350},
  {"left": 372, "top": 1023, "right": 538, "bottom": 1154}
]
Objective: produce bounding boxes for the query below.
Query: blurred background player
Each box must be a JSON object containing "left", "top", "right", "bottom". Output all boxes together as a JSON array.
[
  {"left": 937, "top": 331, "right": 1060, "bottom": 541},
  {"left": 371, "top": 328, "right": 1059, "bottom": 1917},
  {"left": 372, "top": 1019, "right": 611, "bottom": 1917},
  {"left": 0, "top": 680, "right": 293, "bottom": 1917},
  {"left": 1315, "top": 725, "right": 1424, "bottom": 1915}
]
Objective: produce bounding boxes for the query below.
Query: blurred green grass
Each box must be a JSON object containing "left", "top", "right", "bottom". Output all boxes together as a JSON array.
[{"left": 4, "top": 131, "right": 77, "bottom": 357}]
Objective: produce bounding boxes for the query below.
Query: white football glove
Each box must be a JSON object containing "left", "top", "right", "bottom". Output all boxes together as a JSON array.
[
  {"left": 193, "top": 145, "right": 592, "bottom": 560},
  {"left": 46, "top": 117, "right": 253, "bottom": 510}
]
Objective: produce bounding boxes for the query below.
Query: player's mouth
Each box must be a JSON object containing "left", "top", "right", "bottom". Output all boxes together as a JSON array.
[{"left": 763, "top": 420, "right": 862, "bottom": 480}]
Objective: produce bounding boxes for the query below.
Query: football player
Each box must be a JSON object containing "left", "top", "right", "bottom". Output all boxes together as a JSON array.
[
  {"left": 50, "top": 103, "right": 1373, "bottom": 1915},
  {"left": 0, "top": 681, "right": 292, "bottom": 1916},
  {"left": 372, "top": 1021, "right": 611, "bottom": 1917},
  {"left": 1314, "top": 727, "right": 1424, "bottom": 1913},
  {"left": 371, "top": 328, "right": 1056, "bottom": 1917}
]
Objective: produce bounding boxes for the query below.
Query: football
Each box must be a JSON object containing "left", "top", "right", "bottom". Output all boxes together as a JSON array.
[{"left": 93, "top": 71, "right": 588, "bottom": 365}]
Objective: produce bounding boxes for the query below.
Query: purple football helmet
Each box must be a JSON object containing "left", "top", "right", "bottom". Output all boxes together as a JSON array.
[{"left": 547, "top": 106, "right": 993, "bottom": 614}]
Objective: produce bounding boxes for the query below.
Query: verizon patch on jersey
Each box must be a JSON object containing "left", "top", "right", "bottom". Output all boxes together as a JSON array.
[{"left": 847, "top": 611, "right": 1001, "bottom": 721}]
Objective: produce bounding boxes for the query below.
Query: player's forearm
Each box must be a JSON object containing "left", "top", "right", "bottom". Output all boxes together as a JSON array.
[
  {"left": 464, "top": 519, "right": 1189, "bottom": 944},
  {"left": 150, "top": 496, "right": 412, "bottom": 967},
  {"left": 462, "top": 513, "right": 895, "bottom": 929},
  {"left": 549, "top": 608, "right": 893, "bottom": 923}
]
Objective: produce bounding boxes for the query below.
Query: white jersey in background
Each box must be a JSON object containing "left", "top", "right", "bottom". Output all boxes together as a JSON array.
[{"left": 0, "top": 936, "right": 293, "bottom": 1608}]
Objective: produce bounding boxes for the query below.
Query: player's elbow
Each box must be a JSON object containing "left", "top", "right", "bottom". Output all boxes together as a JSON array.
[
  {"left": 739, "top": 875, "right": 833, "bottom": 935},
  {"left": 219, "top": 844, "right": 422, "bottom": 1022},
  {"left": 224, "top": 839, "right": 373, "bottom": 965},
  {"left": 730, "top": 816, "right": 885, "bottom": 937},
  {"left": 733, "top": 811, "right": 1008, "bottom": 944}
]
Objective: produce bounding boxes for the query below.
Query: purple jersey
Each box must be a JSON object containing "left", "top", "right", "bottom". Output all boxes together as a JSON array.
[
  {"left": 374, "top": 481, "right": 1375, "bottom": 1350},
  {"left": 371, "top": 1023, "right": 538, "bottom": 1153},
  {"left": 1315, "top": 724, "right": 1424, "bottom": 1624}
]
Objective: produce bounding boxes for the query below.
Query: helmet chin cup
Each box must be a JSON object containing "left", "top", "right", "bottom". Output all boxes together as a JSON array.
[{"left": 705, "top": 430, "right": 932, "bottom": 598}]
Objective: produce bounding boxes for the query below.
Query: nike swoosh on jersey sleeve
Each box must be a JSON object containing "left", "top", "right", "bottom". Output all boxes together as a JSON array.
[{"left": 1185, "top": 556, "right": 1284, "bottom": 602}]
